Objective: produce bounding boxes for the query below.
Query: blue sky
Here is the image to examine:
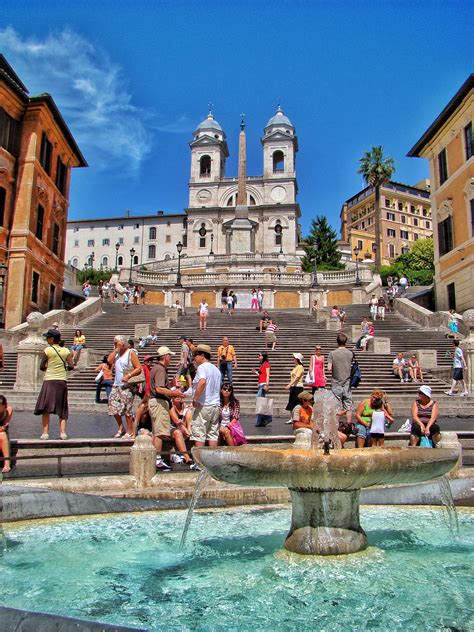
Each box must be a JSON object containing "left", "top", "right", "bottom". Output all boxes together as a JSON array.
[{"left": 0, "top": 0, "right": 472, "bottom": 235}]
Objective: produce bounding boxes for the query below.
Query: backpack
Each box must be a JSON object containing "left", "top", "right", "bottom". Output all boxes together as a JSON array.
[{"left": 350, "top": 352, "right": 362, "bottom": 389}]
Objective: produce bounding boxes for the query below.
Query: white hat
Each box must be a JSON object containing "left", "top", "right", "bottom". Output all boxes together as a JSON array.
[
  {"left": 419, "top": 385, "right": 432, "bottom": 398},
  {"left": 157, "top": 346, "right": 175, "bottom": 357},
  {"left": 292, "top": 353, "right": 304, "bottom": 362}
]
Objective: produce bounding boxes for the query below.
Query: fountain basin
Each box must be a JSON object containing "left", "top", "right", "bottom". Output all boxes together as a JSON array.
[{"left": 193, "top": 445, "right": 460, "bottom": 555}]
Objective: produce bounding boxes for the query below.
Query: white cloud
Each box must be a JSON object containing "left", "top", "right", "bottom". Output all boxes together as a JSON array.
[{"left": 0, "top": 27, "right": 154, "bottom": 174}]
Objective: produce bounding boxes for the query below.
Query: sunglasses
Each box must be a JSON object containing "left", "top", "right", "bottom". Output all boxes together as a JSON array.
[{"left": 222, "top": 386, "right": 232, "bottom": 391}]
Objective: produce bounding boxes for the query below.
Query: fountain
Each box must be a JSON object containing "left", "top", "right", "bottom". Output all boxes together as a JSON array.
[{"left": 193, "top": 390, "right": 460, "bottom": 556}]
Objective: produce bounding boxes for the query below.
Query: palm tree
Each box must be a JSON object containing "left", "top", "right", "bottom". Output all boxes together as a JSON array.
[{"left": 357, "top": 146, "right": 395, "bottom": 270}]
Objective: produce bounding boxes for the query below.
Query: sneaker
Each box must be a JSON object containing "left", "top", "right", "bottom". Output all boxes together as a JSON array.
[
  {"left": 156, "top": 458, "right": 171, "bottom": 471},
  {"left": 60, "top": 433, "right": 68, "bottom": 440},
  {"left": 285, "top": 419, "right": 293, "bottom": 425},
  {"left": 461, "top": 391, "right": 469, "bottom": 397},
  {"left": 40, "top": 433, "right": 49, "bottom": 440},
  {"left": 400, "top": 379, "right": 404, "bottom": 383},
  {"left": 170, "top": 454, "right": 184, "bottom": 464},
  {"left": 190, "top": 463, "right": 201, "bottom": 471},
  {"left": 444, "top": 390, "right": 455, "bottom": 396},
  {"left": 122, "top": 433, "right": 132, "bottom": 439}
]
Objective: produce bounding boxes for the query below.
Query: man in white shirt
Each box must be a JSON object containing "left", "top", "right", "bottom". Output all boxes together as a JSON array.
[
  {"left": 393, "top": 352, "right": 409, "bottom": 382},
  {"left": 191, "top": 344, "right": 222, "bottom": 447},
  {"left": 445, "top": 340, "right": 469, "bottom": 396}
]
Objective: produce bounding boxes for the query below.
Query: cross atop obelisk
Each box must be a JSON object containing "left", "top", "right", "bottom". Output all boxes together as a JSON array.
[{"left": 236, "top": 112, "right": 247, "bottom": 207}]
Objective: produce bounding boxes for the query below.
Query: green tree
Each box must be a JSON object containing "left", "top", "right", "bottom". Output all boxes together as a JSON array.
[
  {"left": 404, "top": 237, "right": 434, "bottom": 271},
  {"left": 357, "top": 146, "right": 395, "bottom": 271},
  {"left": 301, "top": 215, "right": 343, "bottom": 272}
]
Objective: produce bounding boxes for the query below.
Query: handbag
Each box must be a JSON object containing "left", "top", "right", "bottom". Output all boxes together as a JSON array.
[
  {"left": 420, "top": 436, "right": 433, "bottom": 448},
  {"left": 256, "top": 396, "right": 273, "bottom": 416},
  {"left": 228, "top": 420, "right": 247, "bottom": 446},
  {"left": 95, "top": 369, "right": 104, "bottom": 383},
  {"left": 350, "top": 352, "right": 362, "bottom": 389},
  {"left": 304, "top": 371, "right": 312, "bottom": 385}
]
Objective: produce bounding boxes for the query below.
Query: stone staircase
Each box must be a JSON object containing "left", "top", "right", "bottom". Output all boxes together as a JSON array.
[{"left": 1, "top": 302, "right": 472, "bottom": 418}]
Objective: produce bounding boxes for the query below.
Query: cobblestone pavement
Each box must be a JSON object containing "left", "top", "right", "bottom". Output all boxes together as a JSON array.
[{"left": 9, "top": 411, "right": 474, "bottom": 441}]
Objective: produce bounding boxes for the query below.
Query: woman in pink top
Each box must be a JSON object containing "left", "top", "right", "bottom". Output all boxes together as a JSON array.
[{"left": 309, "top": 345, "right": 326, "bottom": 393}]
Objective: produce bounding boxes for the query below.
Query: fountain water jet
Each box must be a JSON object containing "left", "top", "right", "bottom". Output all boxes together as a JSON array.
[{"left": 193, "top": 391, "right": 460, "bottom": 556}]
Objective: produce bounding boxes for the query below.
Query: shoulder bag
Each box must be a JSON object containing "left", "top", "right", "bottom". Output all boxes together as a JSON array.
[{"left": 350, "top": 352, "right": 362, "bottom": 389}]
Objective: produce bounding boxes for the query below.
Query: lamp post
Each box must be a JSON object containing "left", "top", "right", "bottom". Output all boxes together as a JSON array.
[
  {"left": 0, "top": 262, "right": 8, "bottom": 328},
  {"left": 353, "top": 246, "right": 361, "bottom": 286},
  {"left": 176, "top": 241, "right": 183, "bottom": 287},
  {"left": 90, "top": 251, "right": 95, "bottom": 270},
  {"left": 115, "top": 242, "right": 120, "bottom": 271},
  {"left": 129, "top": 247, "right": 135, "bottom": 284},
  {"left": 210, "top": 233, "right": 214, "bottom": 256},
  {"left": 311, "top": 240, "right": 319, "bottom": 287}
]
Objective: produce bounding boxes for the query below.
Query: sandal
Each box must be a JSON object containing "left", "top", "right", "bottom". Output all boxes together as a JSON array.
[
  {"left": 2, "top": 466, "right": 11, "bottom": 474},
  {"left": 114, "top": 430, "right": 125, "bottom": 438}
]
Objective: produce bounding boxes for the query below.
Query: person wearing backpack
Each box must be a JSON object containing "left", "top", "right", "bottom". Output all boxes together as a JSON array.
[{"left": 327, "top": 333, "right": 354, "bottom": 427}]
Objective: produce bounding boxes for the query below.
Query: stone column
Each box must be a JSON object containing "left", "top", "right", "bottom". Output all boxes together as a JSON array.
[
  {"left": 129, "top": 433, "right": 157, "bottom": 487},
  {"left": 14, "top": 312, "right": 46, "bottom": 391},
  {"left": 460, "top": 309, "right": 474, "bottom": 393}
]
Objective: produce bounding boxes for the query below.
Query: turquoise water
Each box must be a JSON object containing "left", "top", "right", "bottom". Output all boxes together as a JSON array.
[{"left": 1, "top": 506, "right": 473, "bottom": 631}]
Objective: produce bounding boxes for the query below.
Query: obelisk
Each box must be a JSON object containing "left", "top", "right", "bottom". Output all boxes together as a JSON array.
[{"left": 235, "top": 113, "right": 248, "bottom": 218}]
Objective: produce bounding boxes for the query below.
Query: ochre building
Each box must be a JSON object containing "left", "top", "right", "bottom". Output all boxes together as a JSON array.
[
  {"left": 0, "top": 54, "right": 86, "bottom": 327},
  {"left": 408, "top": 75, "right": 474, "bottom": 312},
  {"left": 340, "top": 180, "right": 432, "bottom": 266}
]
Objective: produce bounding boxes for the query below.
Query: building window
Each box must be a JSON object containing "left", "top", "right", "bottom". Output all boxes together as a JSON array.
[
  {"left": 422, "top": 208, "right": 428, "bottom": 217},
  {"left": 101, "top": 256, "right": 108, "bottom": 269},
  {"left": 52, "top": 222, "right": 60, "bottom": 255},
  {"left": 149, "top": 227, "right": 156, "bottom": 240},
  {"left": 273, "top": 151, "right": 285, "bottom": 173},
  {"left": 357, "top": 240, "right": 363, "bottom": 250},
  {"left": 166, "top": 235, "right": 171, "bottom": 243},
  {"left": 410, "top": 205, "right": 416, "bottom": 213},
  {"left": 199, "top": 236, "right": 206, "bottom": 248},
  {"left": 117, "top": 255, "right": 124, "bottom": 266},
  {"left": 167, "top": 221, "right": 171, "bottom": 227},
  {"left": 133, "top": 223, "right": 139, "bottom": 229},
  {"left": 134, "top": 236, "right": 139, "bottom": 244},
  {"left": 36, "top": 205, "right": 44, "bottom": 240},
  {"left": 387, "top": 229, "right": 396, "bottom": 237},
  {"left": 133, "top": 255, "right": 139, "bottom": 265},
  {"left": 384, "top": 198, "right": 391, "bottom": 207},
  {"left": 470, "top": 199, "right": 474, "bottom": 237},
  {"left": 438, "top": 216, "right": 453, "bottom": 256},
  {"left": 87, "top": 239, "right": 94, "bottom": 247},
  {"left": 398, "top": 202, "right": 403, "bottom": 211},
  {"left": 71, "top": 258, "right": 79, "bottom": 268},
  {"left": 0, "top": 108, "right": 20, "bottom": 156},
  {"left": 426, "top": 220, "right": 431, "bottom": 229},
  {"left": 102, "top": 239, "right": 110, "bottom": 246},
  {"left": 73, "top": 226, "right": 79, "bottom": 232},
  {"left": 361, "top": 221, "right": 365, "bottom": 229},
  {"left": 438, "top": 148, "right": 448, "bottom": 185},
  {"left": 199, "top": 155, "right": 211, "bottom": 177},
  {"left": 119, "top": 237, "right": 124, "bottom": 245},
  {"left": 48, "top": 284, "right": 55, "bottom": 311},
  {"left": 0, "top": 186, "right": 6, "bottom": 226},
  {"left": 401, "top": 215, "right": 406, "bottom": 224},
  {"left": 31, "top": 271, "right": 40, "bottom": 304},
  {"left": 401, "top": 246, "right": 409, "bottom": 254},
  {"left": 73, "top": 240, "right": 79, "bottom": 247},
  {"left": 465, "top": 122, "right": 473, "bottom": 161},
  {"left": 400, "top": 230, "right": 409, "bottom": 240},
  {"left": 275, "top": 232, "right": 282, "bottom": 246},
  {"left": 148, "top": 245, "right": 156, "bottom": 259},
  {"left": 447, "top": 282, "right": 456, "bottom": 310},
  {"left": 55, "top": 157, "right": 67, "bottom": 195},
  {"left": 414, "top": 233, "right": 419, "bottom": 241},
  {"left": 413, "top": 217, "right": 418, "bottom": 227},
  {"left": 118, "top": 224, "right": 124, "bottom": 230},
  {"left": 389, "top": 244, "right": 395, "bottom": 258},
  {"left": 386, "top": 212, "right": 395, "bottom": 221},
  {"left": 39, "top": 132, "right": 53, "bottom": 175}
]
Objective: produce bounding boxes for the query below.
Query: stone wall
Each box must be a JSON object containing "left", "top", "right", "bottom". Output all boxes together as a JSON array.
[
  {"left": 274, "top": 290, "right": 300, "bottom": 309},
  {"left": 145, "top": 290, "right": 165, "bottom": 305}
]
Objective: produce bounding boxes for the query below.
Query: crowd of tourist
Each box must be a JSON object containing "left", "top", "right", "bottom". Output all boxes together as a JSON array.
[{"left": 0, "top": 291, "right": 470, "bottom": 475}]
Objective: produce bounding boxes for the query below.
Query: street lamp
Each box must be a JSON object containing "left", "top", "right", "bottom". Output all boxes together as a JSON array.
[
  {"left": 90, "top": 251, "right": 95, "bottom": 270},
  {"left": 176, "top": 241, "right": 183, "bottom": 287},
  {"left": 311, "top": 240, "right": 319, "bottom": 287},
  {"left": 353, "top": 246, "right": 362, "bottom": 286},
  {"left": 129, "top": 247, "right": 136, "bottom": 283},
  {"left": 115, "top": 242, "right": 120, "bottom": 271},
  {"left": 0, "top": 262, "right": 8, "bottom": 328},
  {"left": 210, "top": 233, "right": 214, "bottom": 256}
]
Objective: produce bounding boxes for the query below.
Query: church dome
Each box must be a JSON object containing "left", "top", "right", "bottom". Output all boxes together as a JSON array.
[
  {"left": 266, "top": 106, "right": 294, "bottom": 129},
  {"left": 196, "top": 112, "right": 223, "bottom": 132}
]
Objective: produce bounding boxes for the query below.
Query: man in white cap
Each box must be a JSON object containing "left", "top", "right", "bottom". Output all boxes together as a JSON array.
[
  {"left": 149, "top": 346, "right": 184, "bottom": 470},
  {"left": 190, "top": 344, "right": 221, "bottom": 460}
]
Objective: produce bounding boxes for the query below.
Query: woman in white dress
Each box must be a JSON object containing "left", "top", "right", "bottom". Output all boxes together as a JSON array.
[{"left": 198, "top": 298, "right": 209, "bottom": 331}]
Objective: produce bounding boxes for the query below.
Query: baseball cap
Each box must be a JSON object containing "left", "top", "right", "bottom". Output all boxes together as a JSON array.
[
  {"left": 143, "top": 354, "right": 154, "bottom": 362},
  {"left": 43, "top": 328, "right": 61, "bottom": 341}
]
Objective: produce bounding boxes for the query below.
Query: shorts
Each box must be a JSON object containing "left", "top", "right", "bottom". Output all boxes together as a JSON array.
[
  {"left": 331, "top": 382, "right": 353, "bottom": 411},
  {"left": 370, "top": 432, "right": 384, "bottom": 440},
  {"left": 178, "top": 364, "right": 191, "bottom": 378},
  {"left": 265, "top": 332, "right": 277, "bottom": 343},
  {"left": 148, "top": 398, "right": 171, "bottom": 438},
  {"left": 453, "top": 368, "right": 464, "bottom": 381},
  {"left": 355, "top": 422, "right": 370, "bottom": 439},
  {"left": 108, "top": 385, "right": 134, "bottom": 417},
  {"left": 190, "top": 404, "right": 220, "bottom": 443},
  {"left": 410, "top": 422, "right": 440, "bottom": 439},
  {"left": 221, "top": 297, "right": 228, "bottom": 305}
]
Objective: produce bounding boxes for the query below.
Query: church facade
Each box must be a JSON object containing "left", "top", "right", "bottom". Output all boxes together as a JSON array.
[{"left": 185, "top": 107, "right": 304, "bottom": 268}]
